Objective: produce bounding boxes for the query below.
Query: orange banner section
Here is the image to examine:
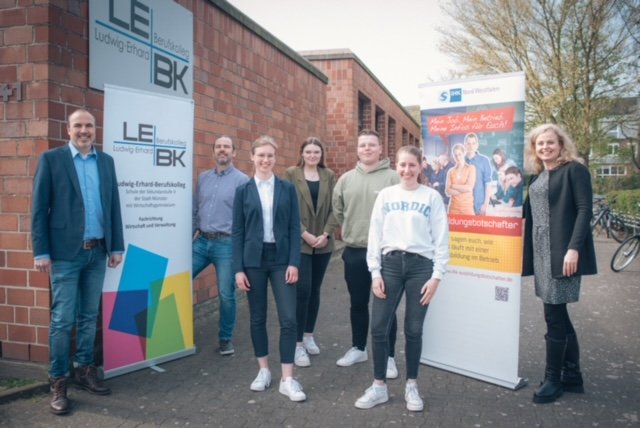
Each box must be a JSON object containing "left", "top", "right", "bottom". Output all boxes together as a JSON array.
[
  {"left": 449, "top": 232, "right": 523, "bottom": 273},
  {"left": 427, "top": 107, "right": 516, "bottom": 134},
  {"left": 448, "top": 215, "right": 523, "bottom": 236}
]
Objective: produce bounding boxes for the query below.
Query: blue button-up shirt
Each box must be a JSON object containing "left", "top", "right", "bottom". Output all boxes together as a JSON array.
[
  {"left": 466, "top": 153, "right": 493, "bottom": 214},
  {"left": 193, "top": 165, "right": 249, "bottom": 234},
  {"left": 69, "top": 142, "right": 104, "bottom": 240}
]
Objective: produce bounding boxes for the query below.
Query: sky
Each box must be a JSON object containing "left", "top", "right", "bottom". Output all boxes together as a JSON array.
[{"left": 226, "top": 0, "right": 456, "bottom": 107}]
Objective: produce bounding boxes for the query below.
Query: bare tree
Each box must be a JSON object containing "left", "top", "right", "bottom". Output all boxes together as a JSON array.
[{"left": 438, "top": 0, "right": 639, "bottom": 165}]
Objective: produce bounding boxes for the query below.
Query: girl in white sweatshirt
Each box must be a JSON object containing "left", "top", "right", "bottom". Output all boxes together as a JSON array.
[{"left": 355, "top": 145, "right": 450, "bottom": 412}]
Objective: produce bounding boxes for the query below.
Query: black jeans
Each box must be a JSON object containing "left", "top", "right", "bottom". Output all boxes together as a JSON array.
[
  {"left": 245, "top": 244, "right": 297, "bottom": 363},
  {"left": 371, "top": 251, "right": 433, "bottom": 380},
  {"left": 543, "top": 303, "right": 576, "bottom": 341},
  {"left": 296, "top": 252, "right": 332, "bottom": 341},
  {"left": 342, "top": 246, "right": 396, "bottom": 354}
]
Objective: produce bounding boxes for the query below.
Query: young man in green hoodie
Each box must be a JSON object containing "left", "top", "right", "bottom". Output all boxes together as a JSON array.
[{"left": 332, "top": 129, "right": 400, "bottom": 378}]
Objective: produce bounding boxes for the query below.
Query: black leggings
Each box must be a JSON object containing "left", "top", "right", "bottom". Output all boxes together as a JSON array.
[{"left": 543, "top": 303, "right": 576, "bottom": 341}]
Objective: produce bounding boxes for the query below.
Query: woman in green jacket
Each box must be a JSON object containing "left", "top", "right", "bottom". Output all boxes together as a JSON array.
[{"left": 284, "top": 137, "right": 338, "bottom": 367}]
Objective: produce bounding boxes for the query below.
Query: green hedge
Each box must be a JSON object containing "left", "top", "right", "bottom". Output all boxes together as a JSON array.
[
  {"left": 607, "top": 189, "right": 640, "bottom": 217},
  {"left": 592, "top": 174, "right": 640, "bottom": 194}
]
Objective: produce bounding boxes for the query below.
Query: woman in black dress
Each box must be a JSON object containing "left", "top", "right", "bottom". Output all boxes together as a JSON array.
[{"left": 522, "top": 124, "right": 597, "bottom": 404}]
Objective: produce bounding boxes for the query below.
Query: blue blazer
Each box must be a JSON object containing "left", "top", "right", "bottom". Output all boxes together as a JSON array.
[
  {"left": 232, "top": 176, "right": 301, "bottom": 273},
  {"left": 31, "top": 145, "right": 125, "bottom": 260}
]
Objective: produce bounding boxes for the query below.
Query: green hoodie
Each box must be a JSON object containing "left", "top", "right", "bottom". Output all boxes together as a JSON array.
[{"left": 332, "top": 158, "right": 399, "bottom": 248}]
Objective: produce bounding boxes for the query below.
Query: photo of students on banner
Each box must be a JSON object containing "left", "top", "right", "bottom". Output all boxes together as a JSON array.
[{"left": 423, "top": 105, "right": 525, "bottom": 218}]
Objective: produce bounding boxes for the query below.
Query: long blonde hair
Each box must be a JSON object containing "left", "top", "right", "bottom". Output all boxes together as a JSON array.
[{"left": 524, "top": 124, "right": 582, "bottom": 174}]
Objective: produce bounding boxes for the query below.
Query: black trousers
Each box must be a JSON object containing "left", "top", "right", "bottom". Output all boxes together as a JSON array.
[
  {"left": 543, "top": 303, "right": 576, "bottom": 341},
  {"left": 342, "top": 246, "right": 396, "bottom": 354}
]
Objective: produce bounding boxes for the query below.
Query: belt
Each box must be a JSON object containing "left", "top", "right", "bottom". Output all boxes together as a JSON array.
[
  {"left": 385, "top": 250, "right": 425, "bottom": 259},
  {"left": 201, "top": 231, "right": 231, "bottom": 240},
  {"left": 82, "top": 239, "right": 105, "bottom": 250}
]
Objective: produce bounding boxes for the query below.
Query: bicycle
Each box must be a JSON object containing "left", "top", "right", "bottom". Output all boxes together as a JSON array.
[
  {"left": 611, "top": 232, "right": 640, "bottom": 272},
  {"left": 591, "top": 198, "right": 630, "bottom": 243}
]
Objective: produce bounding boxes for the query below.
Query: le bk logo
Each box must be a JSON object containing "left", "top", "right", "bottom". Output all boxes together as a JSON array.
[
  {"left": 108, "top": 0, "right": 189, "bottom": 95},
  {"left": 122, "top": 122, "right": 186, "bottom": 167}
]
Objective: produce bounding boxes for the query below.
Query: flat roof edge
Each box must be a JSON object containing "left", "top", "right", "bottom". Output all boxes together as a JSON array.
[
  {"left": 301, "top": 49, "right": 421, "bottom": 129},
  {"left": 206, "top": 0, "right": 329, "bottom": 84}
]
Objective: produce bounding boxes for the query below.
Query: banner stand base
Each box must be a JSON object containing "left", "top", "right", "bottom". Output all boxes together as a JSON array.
[
  {"left": 422, "top": 359, "right": 528, "bottom": 390},
  {"left": 101, "top": 347, "right": 196, "bottom": 379}
]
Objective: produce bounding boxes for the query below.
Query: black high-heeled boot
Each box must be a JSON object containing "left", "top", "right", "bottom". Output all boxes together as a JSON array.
[{"left": 562, "top": 334, "right": 584, "bottom": 393}]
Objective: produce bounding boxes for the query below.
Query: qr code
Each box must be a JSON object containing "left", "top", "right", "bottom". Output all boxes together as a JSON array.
[{"left": 495, "top": 286, "right": 509, "bottom": 302}]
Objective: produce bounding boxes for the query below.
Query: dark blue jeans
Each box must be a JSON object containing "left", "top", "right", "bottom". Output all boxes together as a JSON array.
[
  {"left": 245, "top": 244, "right": 297, "bottom": 363},
  {"left": 49, "top": 246, "right": 107, "bottom": 378},
  {"left": 296, "top": 252, "right": 331, "bottom": 341},
  {"left": 342, "top": 246, "right": 396, "bottom": 354},
  {"left": 371, "top": 251, "right": 433, "bottom": 380},
  {"left": 192, "top": 235, "right": 236, "bottom": 342}
]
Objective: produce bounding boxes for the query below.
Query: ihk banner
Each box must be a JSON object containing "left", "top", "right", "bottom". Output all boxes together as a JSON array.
[
  {"left": 102, "top": 85, "right": 195, "bottom": 378},
  {"left": 419, "top": 72, "right": 526, "bottom": 389}
]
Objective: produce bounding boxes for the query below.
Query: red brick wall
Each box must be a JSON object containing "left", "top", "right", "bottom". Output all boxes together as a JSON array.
[
  {"left": 305, "top": 50, "right": 420, "bottom": 177},
  {"left": 187, "top": 0, "right": 327, "bottom": 302},
  {"left": 0, "top": 2, "right": 77, "bottom": 363},
  {"left": 0, "top": 0, "right": 327, "bottom": 363}
]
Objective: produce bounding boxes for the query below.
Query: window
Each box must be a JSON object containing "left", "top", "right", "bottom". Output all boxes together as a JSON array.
[
  {"left": 606, "top": 125, "right": 621, "bottom": 139},
  {"left": 358, "top": 93, "right": 372, "bottom": 132},
  {"left": 608, "top": 143, "right": 619, "bottom": 155},
  {"left": 375, "top": 107, "right": 385, "bottom": 144},
  {"left": 596, "top": 165, "right": 627, "bottom": 177},
  {"left": 387, "top": 117, "right": 396, "bottom": 152}
]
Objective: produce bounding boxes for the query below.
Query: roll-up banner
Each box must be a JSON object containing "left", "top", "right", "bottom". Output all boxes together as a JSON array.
[
  {"left": 102, "top": 85, "right": 195, "bottom": 378},
  {"left": 419, "top": 72, "right": 527, "bottom": 389}
]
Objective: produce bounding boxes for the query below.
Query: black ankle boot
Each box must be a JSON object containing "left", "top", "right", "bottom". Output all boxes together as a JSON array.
[
  {"left": 74, "top": 365, "right": 111, "bottom": 395},
  {"left": 562, "top": 334, "right": 584, "bottom": 393},
  {"left": 533, "top": 336, "right": 566, "bottom": 404}
]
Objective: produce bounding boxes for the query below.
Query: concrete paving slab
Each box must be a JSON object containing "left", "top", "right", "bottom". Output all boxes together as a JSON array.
[{"left": 0, "top": 237, "right": 638, "bottom": 427}]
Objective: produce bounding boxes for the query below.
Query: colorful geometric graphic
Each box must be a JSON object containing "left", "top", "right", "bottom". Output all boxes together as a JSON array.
[{"left": 103, "top": 244, "right": 193, "bottom": 372}]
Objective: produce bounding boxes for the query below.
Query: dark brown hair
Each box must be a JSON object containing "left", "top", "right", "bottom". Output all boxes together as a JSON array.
[{"left": 297, "top": 137, "right": 326, "bottom": 168}]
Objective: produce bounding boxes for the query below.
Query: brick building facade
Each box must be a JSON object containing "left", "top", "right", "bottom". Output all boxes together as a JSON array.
[
  {"left": 0, "top": 0, "right": 328, "bottom": 363},
  {"left": 0, "top": 1, "right": 419, "bottom": 364},
  {"left": 302, "top": 49, "right": 421, "bottom": 175}
]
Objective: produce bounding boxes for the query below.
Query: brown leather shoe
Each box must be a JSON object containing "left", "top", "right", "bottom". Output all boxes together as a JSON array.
[
  {"left": 49, "top": 377, "right": 70, "bottom": 415},
  {"left": 74, "top": 365, "right": 111, "bottom": 395}
]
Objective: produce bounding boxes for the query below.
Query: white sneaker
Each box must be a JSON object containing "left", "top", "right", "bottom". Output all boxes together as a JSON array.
[
  {"left": 355, "top": 382, "right": 389, "bottom": 409},
  {"left": 386, "top": 357, "right": 398, "bottom": 379},
  {"left": 303, "top": 335, "right": 320, "bottom": 355},
  {"left": 250, "top": 368, "right": 271, "bottom": 391},
  {"left": 336, "top": 347, "right": 368, "bottom": 367},
  {"left": 279, "top": 377, "right": 306, "bottom": 402},
  {"left": 405, "top": 382, "right": 424, "bottom": 411},
  {"left": 295, "top": 346, "right": 311, "bottom": 367}
]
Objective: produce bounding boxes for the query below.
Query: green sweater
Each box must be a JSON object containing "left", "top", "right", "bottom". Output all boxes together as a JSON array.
[{"left": 332, "top": 159, "right": 399, "bottom": 248}]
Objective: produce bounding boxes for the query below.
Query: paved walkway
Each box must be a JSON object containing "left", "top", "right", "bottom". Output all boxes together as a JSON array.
[{"left": 0, "top": 236, "right": 638, "bottom": 427}]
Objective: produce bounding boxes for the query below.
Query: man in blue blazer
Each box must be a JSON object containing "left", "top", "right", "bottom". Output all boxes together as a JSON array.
[{"left": 32, "top": 109, "right": 125, "bottom": 415}]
